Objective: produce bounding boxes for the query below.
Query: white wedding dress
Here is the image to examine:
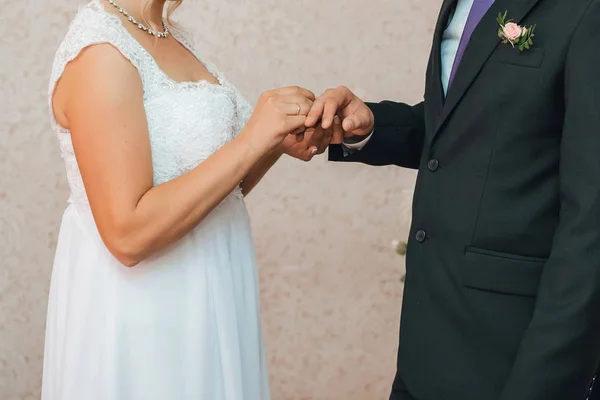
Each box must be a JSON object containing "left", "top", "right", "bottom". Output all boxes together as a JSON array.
[{"left": 42, "top": 1, "right": 270, "bottom": 399}]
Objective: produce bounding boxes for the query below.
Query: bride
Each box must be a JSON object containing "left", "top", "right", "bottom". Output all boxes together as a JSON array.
[{"left": 43, "top": 0, "right": 340, "bottom": 398}]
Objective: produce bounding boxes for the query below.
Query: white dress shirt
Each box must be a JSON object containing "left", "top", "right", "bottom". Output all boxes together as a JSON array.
[{"left": 343, "top": 0, "right": 474, "bottom": 151}]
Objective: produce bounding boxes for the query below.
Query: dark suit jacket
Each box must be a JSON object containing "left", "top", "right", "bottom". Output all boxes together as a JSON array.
[{"left": 330, "top": 0, "right": 600, "bottom": 399}]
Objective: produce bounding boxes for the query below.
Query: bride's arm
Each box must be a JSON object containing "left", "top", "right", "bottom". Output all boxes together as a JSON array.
[
  {"left": 56, "top": 44, "right": 311, "bottom": 267},
  {"left": 240, "top": 123, "right": 340, "bottom": 196},
  {"left": 240, "top": 149, "right": 283, "bottom": 196}
]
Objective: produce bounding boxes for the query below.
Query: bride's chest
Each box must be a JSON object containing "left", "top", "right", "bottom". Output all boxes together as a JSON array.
[{"left": 143, "top": 86, "right": 251, "bottom": 184}]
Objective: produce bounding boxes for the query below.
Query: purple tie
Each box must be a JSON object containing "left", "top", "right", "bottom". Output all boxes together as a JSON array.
[{"left": 448, "top": 0, "right": 495, "bottom": 87}]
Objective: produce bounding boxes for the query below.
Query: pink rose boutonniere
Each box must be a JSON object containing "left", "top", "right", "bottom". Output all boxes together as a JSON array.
[{"left": 497, "top": 11, "right": 536, "bottom": 51}]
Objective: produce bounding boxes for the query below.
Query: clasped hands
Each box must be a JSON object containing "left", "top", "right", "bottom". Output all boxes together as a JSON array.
[{"left": 275, "top": 86, "right": 375, "bottom": 161}]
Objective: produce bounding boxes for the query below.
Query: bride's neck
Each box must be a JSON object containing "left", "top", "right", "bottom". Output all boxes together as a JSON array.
[
  {"left": 111, "top": 0, "right": 166, "bottom": 28},
  {"left": 145, "top": 0, "right": 166, "bottom": 26}
]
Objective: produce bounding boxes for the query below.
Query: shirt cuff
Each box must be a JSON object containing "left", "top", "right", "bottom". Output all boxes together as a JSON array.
[{"left": 341, "top": 130, "right": 374, "bottom": 156}]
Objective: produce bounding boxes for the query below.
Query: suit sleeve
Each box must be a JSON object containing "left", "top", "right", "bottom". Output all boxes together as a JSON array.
[
  {"left": 328, "top": 101, "right": 426, "bottom": 169},
  {"left": 499, "top": 2, "right": 600, "bottom": 399}
]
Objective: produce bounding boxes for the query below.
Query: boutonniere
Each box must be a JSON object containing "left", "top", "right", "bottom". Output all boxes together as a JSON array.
[{"left": 497, "top": 11, "right": 536, "bottom": 51}]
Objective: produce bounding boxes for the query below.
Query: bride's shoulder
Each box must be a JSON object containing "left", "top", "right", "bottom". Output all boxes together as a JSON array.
[
  {"left": 50, "top": 0, "right": 138, "bottom": 93},
  {"left": 52, "top": 0, "right": 129, "bottom": 69},
  {"left": 60, "top": 0, "right": 121, "bottom": 44}
]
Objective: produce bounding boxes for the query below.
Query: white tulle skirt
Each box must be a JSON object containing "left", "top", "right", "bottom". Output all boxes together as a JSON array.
[{"left": 42, "top": 196, "right": 270, "bottom": 400}]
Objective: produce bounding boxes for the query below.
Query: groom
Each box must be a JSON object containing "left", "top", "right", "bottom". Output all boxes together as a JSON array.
[{"left": 293, "top": 0, "right": 600, "bottom": 399}]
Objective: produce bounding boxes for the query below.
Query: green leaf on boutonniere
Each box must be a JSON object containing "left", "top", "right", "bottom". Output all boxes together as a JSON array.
[{"left": 496, "top": 11, "right": 509, "bottom": 26}]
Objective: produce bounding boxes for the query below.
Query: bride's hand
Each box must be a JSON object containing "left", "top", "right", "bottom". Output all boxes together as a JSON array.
[
  {"left": 279, "top": 115, "right": 344, "bottom": 161},
  {"left": 239, "top": 86, "right": 315, "bottom": 157}
]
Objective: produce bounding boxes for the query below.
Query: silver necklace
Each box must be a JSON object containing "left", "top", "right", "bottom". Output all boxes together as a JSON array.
[{"left": 105, "top": 0, "right": 169, "bottom": 38}]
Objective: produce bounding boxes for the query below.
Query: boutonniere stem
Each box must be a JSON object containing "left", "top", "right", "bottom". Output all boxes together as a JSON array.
[{"left": 497, "top": 11, "right": 536, "bottom": 51}]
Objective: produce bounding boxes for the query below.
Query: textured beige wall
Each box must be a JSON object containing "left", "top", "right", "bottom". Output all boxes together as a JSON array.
[{"left": 0, "top": 0, "right": 438, "bottom": 398}]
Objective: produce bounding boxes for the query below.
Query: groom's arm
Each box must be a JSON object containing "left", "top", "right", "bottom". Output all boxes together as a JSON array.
[
  {"left": 329, "top": 101, "right": 425, "bottom": 168},
  {"left": 499, "top": 2, "right": 600, "bottom": 399}
]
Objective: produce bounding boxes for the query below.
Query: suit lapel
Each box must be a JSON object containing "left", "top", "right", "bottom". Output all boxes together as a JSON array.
[
  {"left": 426, "top": 0, "right": 457, "bottom": 122},
  {"left": 431, "top": 0, "right": 541, "bottom": 141}
]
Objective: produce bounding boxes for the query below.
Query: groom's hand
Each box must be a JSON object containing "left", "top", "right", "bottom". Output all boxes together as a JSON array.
[{"left": 305, "top": 86, "right": 374, "bottom": 140}]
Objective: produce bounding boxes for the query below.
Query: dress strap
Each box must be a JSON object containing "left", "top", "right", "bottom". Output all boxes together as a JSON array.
[{"left": 48, "top": 0, "right": 154, "bottom": 129}]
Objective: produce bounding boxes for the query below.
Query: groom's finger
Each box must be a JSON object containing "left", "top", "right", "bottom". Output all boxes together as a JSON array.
[
  {"left": 330, "top": 115, "right": 344, "bottom": 145},
  {"left": 305, "top": 98, "right": 325, "bottom": 127},
  {"left": 342, "top": 114, "right": 367, "bottom": 133},
  {"left": 321, "top": 98, "right": 341, "bottom": 130},
  {"left": 316, "top": 123, "right": 334, "bottom": 154}
]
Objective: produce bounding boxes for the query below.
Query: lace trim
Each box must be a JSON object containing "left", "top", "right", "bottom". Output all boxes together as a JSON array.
[{"left": 90, "top": 0, "right": 229, "bottom": 90}]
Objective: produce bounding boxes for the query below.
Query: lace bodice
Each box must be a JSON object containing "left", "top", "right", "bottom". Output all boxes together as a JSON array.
[{"left": 49, "top": 0, "right": 252, "bottom": 213}]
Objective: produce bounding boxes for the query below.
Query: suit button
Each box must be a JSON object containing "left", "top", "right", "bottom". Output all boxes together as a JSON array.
[
  {"left": 415, "top": 230, "right": 427, "bottom": 243},
  {"left": 427, "top": 159, "right": 439, "bottom": 171}
]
